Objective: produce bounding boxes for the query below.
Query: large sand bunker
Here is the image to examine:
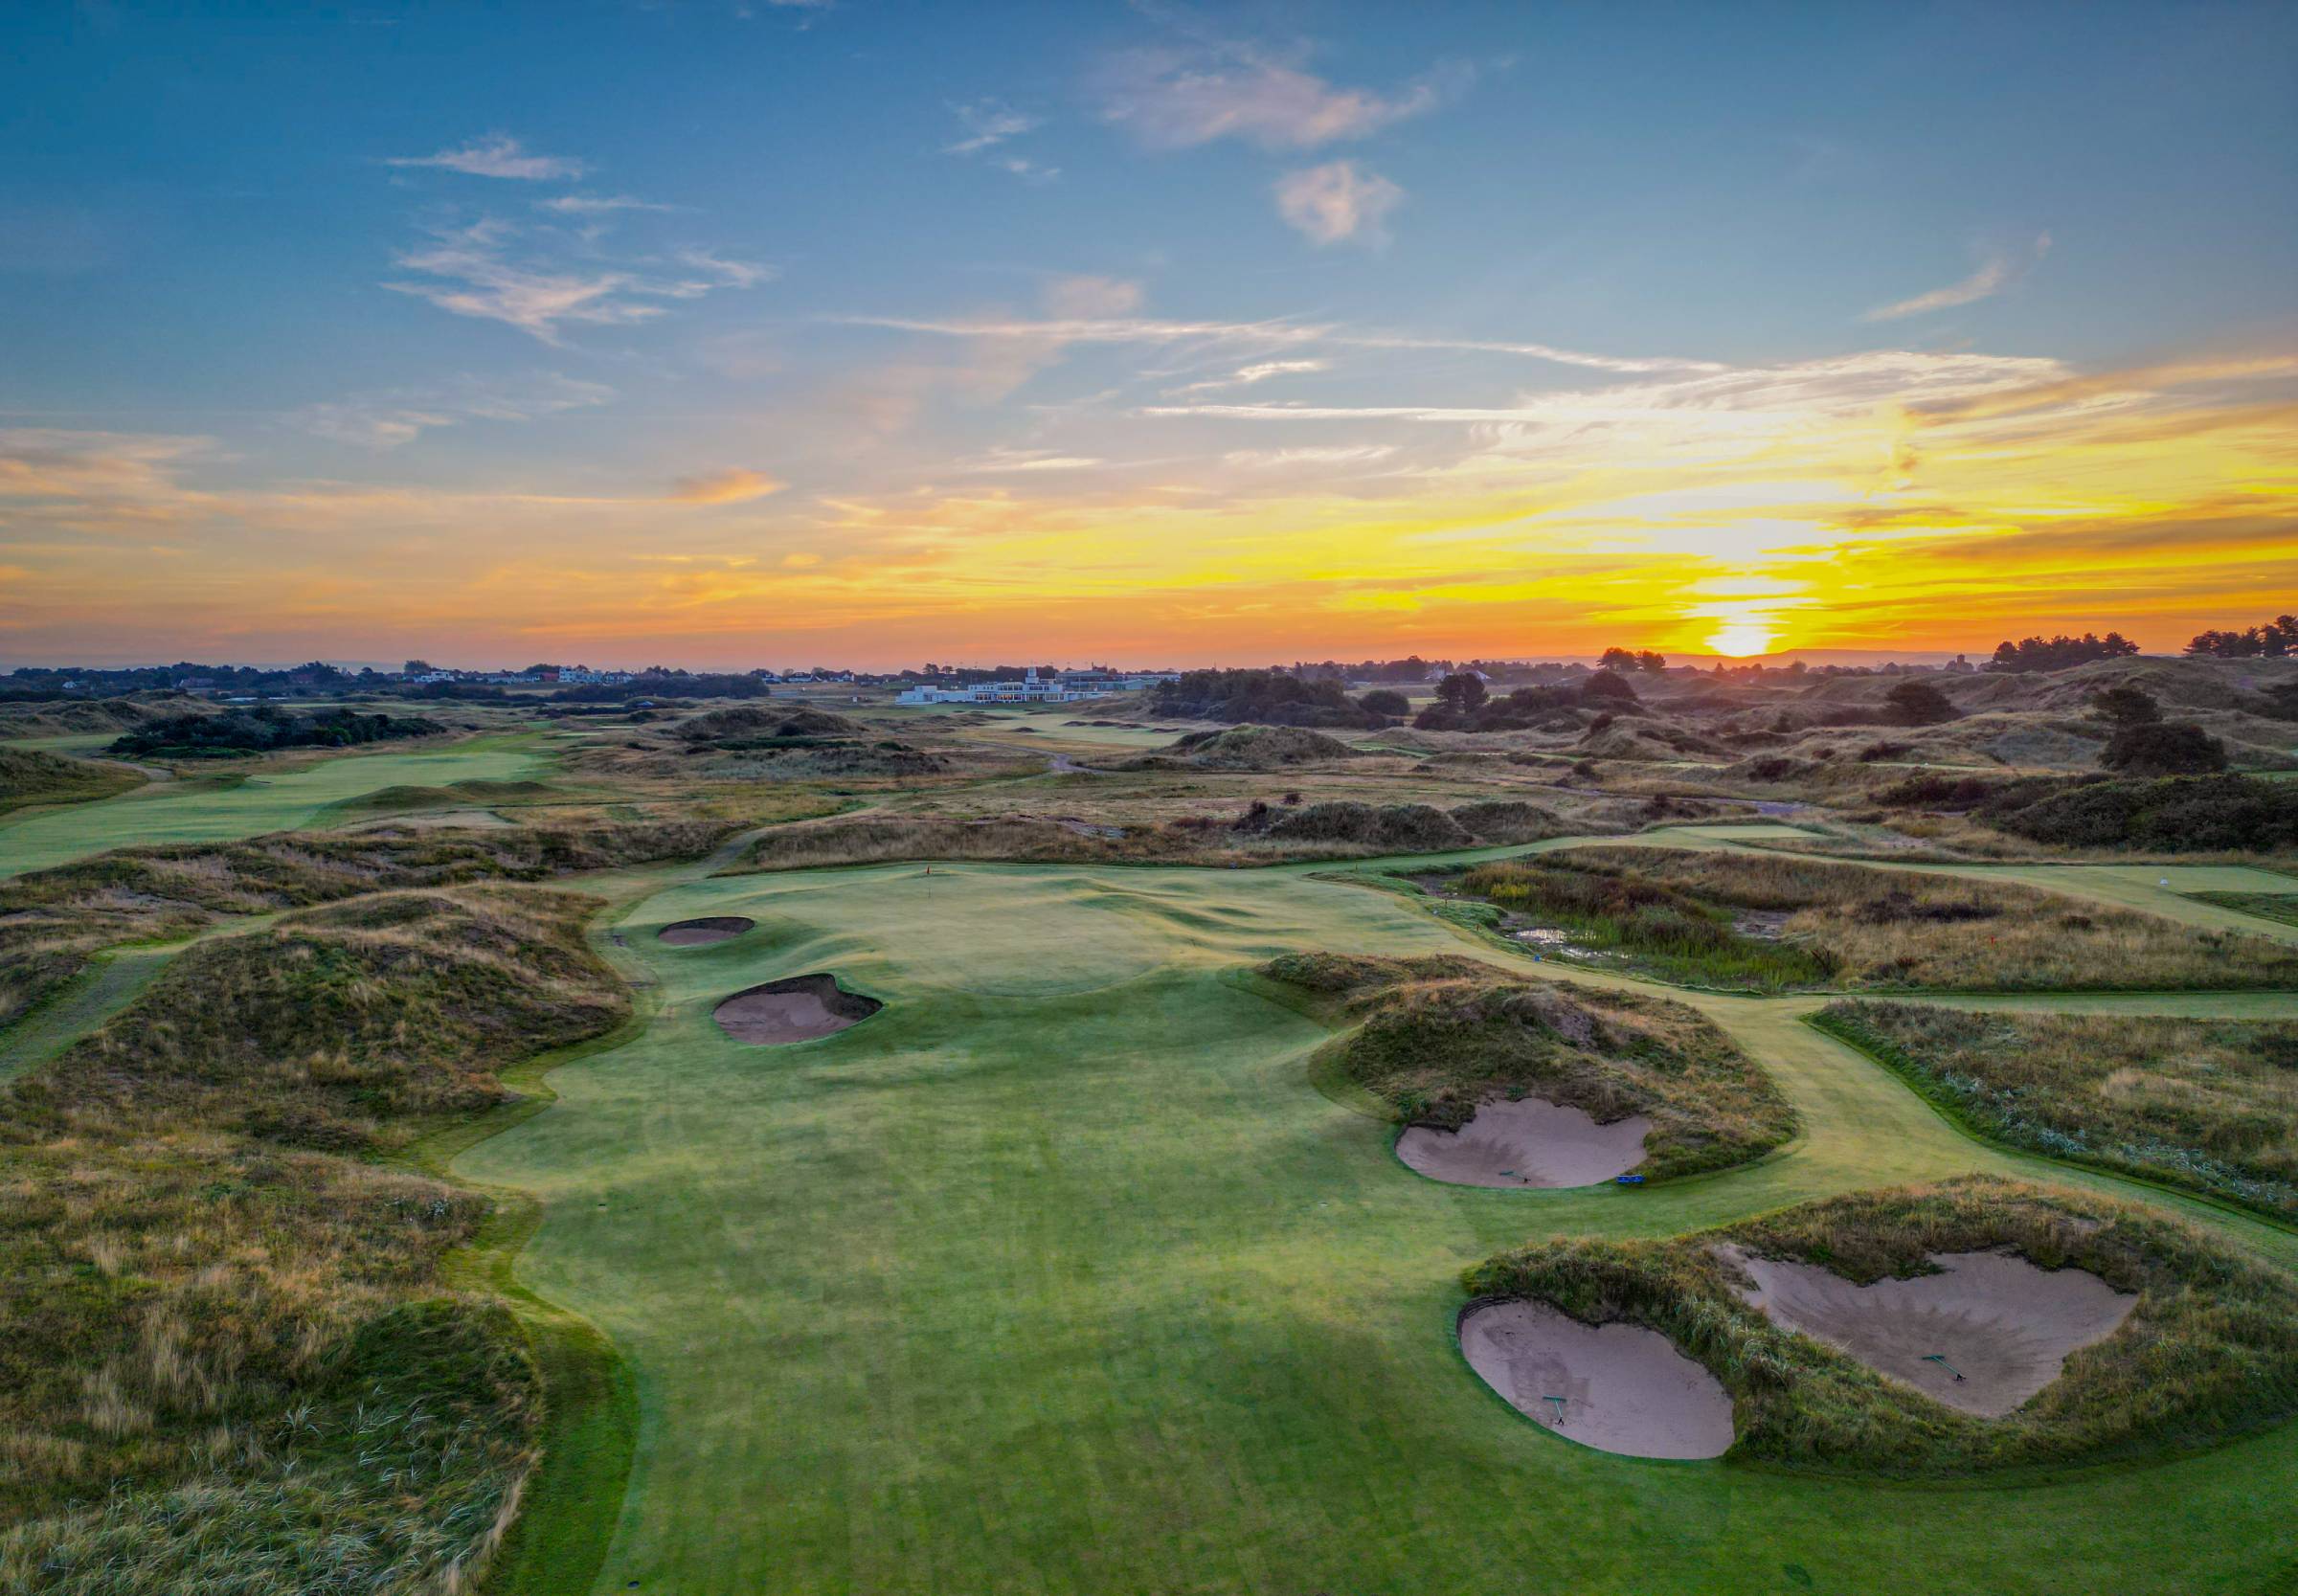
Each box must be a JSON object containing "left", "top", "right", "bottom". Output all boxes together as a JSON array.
[
  {"left": 1724, "top": 1248, "right": 2137, "bottom": 1417},
  {"left": 1396, "top": 1097, "right": 1651, "bottom": 1188},
  {"left": 1459, "top": 1300, "right": 1735, "bottom": 1459},
  {"left": 659, "top": 915, "right": 756, "bottom": 947},
  {"left": 713, "top": 974, "right": 883, "bottom": 1045}
]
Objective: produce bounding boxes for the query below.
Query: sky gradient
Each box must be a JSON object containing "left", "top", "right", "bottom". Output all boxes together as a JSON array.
[{"left": 4, "top": 1, "right": 2294, "bottom": 668}]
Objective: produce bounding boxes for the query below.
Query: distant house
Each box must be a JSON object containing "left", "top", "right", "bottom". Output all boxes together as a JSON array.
[{"left": 895, "top": 666, "right": 1182, "bottom": 706}]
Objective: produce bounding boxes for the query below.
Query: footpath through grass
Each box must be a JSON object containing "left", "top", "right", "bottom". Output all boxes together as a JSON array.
[{"left": 458, "top": 854, "right": 2298, "bottom": 1596}]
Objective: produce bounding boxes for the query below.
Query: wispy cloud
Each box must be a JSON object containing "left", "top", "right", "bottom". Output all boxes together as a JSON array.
[
  {"left": 826, "top": 310, "right": 1724, "bottom": 375},
  {"left": 384, "top": 218, "right": 766, "bottom": 342},
  {"left": 1862, "top": 233, "right": 2052, "bottom": 322},
  {"left": 1096, "top": 45, "right": 1463, "bottom": 152},
  {"left": 669, "top": 467, "right": 785, "bottom": 505},
  {"left": 1273, "top": 161, "right": 1401, "bottom": 246},
  {"left": 385, "top": 134, "right": 588, "bottom": 181},
  {"left": 944, "top": 100, "right": 1058, "bottom": 182},
  {"left": 1169, "top": 358, "right": 1329, "bottom": 395},
  {"left": 293, "top": 373, "right": 615, "bottom": 450},
  {"left": 537, "top": 193, "right": 679, "bottom": 215}
]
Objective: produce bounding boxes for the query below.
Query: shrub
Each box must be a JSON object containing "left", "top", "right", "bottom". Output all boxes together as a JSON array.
[
  {"left": 1357, "top": 688, "right": 1409, "bottom": 717},
  {"left": 2102, "top": 721, "right": 2228, "bottom": 776},
  {"left": 1882, "top": 680, "right": 1959, "bottom": 726}
]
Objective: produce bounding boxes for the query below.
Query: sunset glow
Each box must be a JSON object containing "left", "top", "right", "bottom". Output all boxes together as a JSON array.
[{"left": 3, "top": 8, "right": 2293, "bottom": 667}]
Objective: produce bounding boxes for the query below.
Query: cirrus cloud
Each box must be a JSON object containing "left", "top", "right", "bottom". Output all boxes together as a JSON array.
[
  {"left": 1273, "top": 161, "right": 1403, "bottom": 246},
  {"left": 669, "top": 467, "right": 785, "bottom": 506}
]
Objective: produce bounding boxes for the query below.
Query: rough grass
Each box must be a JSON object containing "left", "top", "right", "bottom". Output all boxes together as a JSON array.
[
  {"left": 1125, "top": 724, "right": 1358, "bottom": 770},
  {"left": 1450, "top": 846, "right": 2298, "bottom": 990},
  {"left": 1462, "top": 1176, "right": 2298, "bottom": 1474},
  {"left": 1261, "top": 952, "right": 1795, "bottom": 1179},
  {"left": 2191, "top": 890, "right": 2298, "bottom": 929},
  {"left": 1815, "top": 1001, "right": 2298, "bottom": 1220},
  {"left": 0, "top": 817, "right": 729, "bottom": 1029},
  {"left": 675, "top": 705, "right": 866, "bottom": 743},
  {"left": 0, "top": 884, "right": 625, "bottom": 1590},
  {"left": 0, "top": 747, "right": 144, "bottom": 818}
]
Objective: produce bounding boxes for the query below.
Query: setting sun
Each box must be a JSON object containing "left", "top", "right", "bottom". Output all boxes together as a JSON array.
[{"left": 1705, "top": 619, "right": 1779, "bottom": 658}]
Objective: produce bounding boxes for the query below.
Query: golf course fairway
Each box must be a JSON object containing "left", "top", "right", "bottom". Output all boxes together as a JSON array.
[{"left": 454, "top": 852, "right": 2298, "bottom": 1595}]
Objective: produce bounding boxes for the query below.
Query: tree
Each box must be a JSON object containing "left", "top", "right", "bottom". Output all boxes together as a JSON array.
[
  {"left": 1435, "top": 672, "right": 1489, "bottom": 712},
  {"left": 1581, "top": 670, "right": 1639, "bottom": 704},
  {"left": 1883, "top": 680, "right": 1959, "bottom": 726},
  {"left": 2090, "top": 685, "right": 2162, "bottom": 728},
  {"left": 1986, "top": 632, "right": 2141, "bottom": 673},
  {"left": 2188, "top": 615, "right": 2298, "bottom": 658},
  {"left": 1598, "top": 647, "right": 1638, "bottom": 673},
  {"left": 1635, "top": 650, "right": 1666, "bottom": 673},
  {"left": 2102, "top": 722, "right": 2227, "bottom": 776},
  {"left": 1357, "top": 688, "right": 1410, "bottom": 718},
  {"left": 403, "top": 659, "right": 437, "bottom": 676}
]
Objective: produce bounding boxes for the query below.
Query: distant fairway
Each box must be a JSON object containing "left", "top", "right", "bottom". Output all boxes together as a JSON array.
[
  {"left": 458, "top": 852, "right": 2298, "bottom": 1595},
  {"left": 0, "top": 733, "right": 556, "bottom": 877}
]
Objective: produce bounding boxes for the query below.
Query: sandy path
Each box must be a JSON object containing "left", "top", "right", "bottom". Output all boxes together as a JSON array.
[
  {"left": 1722, "top": 1247, "right": 2137, "bottom": 1416},
  {"left": 1458, "top": 1300, "right": 1737, "bottom": 1459},
  {"left": 1396, "top": 1097, "right": 1650, "bottom": 1187}
]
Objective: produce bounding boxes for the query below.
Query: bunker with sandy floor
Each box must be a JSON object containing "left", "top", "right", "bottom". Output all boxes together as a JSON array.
[
  {"left": 1722, "top": 1247, "right": 2137, "bottom": 1417},
  {"left": 713, "top": 974, "right": 883, "bottom": 1045},
  {"left": 1459, "top": 1300, "right": 1736, "bottom": 1459},
  {"left": 1397, "top": 1096, "right": 1651, "bottom": 1188},
  {"left": 660, "top": 915, "right": 756, "bottom": 946}
]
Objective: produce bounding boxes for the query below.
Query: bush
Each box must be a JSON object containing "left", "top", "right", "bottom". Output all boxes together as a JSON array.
[
  {"left": 1357, "top": 688, "right": 1409, "bottom": 717},
  {"left": 1883, "top": 681, "right": 1959, "bottom": 726},
  {"left": 109, "top": 707, "right": 444, "bottom": 759},
  {"left": 2090, "top": 685, "right": 2162, "bottom": 727},
  {"left": 2102, "top": 721, "right": 2227, "bottom": 776},
  {"left": 1979, "top": 774, "right": 2298, "bottom": 851},
  {"left": 1148, "top": 669, "right": 1381, "bottom": 728},
  {"left": 1581, "top": 670, "right": 1639, "bottom": 704}
]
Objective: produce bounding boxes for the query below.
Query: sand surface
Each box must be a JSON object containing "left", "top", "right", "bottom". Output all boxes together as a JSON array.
[
  {"left": 1396, "top": 1097, "right": 1651, "bottom": 1187},
  {"left": 1723, "top": 1247, "right": 2137, "bottom": 1417},
  {"left": 660, "top": 915, "right": 756, "bottom": 946},
  {"left": 1459, "top": 1300, "right": 1736, "bottom": 1459},
  {"left": 713, "top": 974, "right": 883, "bottom": 1045}
]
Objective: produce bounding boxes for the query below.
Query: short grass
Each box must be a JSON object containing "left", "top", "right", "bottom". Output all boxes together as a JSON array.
[
  {"left": 1443, "top": 844, "right": 2298, "bottom": 991},
  {"left": 1465, "top": 1175, "right": 2298, "bottom": 1474},
  {"left": 1814, "top": 1000, "right": 2298, "bottom": 1219},
  {"left": 1261, "top": 950, "right": 1795, "bottom": 1179},
  {"left": 454, "top": 856, "right": 2298, "bottom": 1595}
]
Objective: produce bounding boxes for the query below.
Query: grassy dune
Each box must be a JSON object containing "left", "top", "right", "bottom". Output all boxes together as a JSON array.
[
  {"left": 1263, "top": 951, "right": 1795, "bottom": 1179},
  {"left": 1465, "top": 1176, "right": 2298, "bottom": 1473},
  {"left": 0, "top": 747, "right": 144, "bottom": 819},
  {"left": 0, "top": 885, "right": 626, "bottom": 1592},
  {"left": 1447, "top": 845, "right": 2298, "bottom": 990},
  {"left": 1815, "top": 1001, "right": 2298, "bottom": 1219}
]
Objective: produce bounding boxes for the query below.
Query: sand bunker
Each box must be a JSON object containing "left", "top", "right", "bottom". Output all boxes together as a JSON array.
[
  {"left": 659, "top": 915, "right": 756, "bottom": 947},
  {"left": 1724, "top": 1248, "right": 2137, "bottom": 1417},
  {"left": 1396, "top": 1097, "right": 1651, "bottom": 1188},
  {"left": 712, "top": 974, "right": 883, "bottom": 1045},
  {"left": 1459, "top": 1300, "right": 1735, "bottom": 1459}
]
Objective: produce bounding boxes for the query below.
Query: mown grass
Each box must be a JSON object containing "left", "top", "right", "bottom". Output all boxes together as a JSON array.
[
  {"left": 2192, "top": 890, "right": 2298, "bottom": 929},
  {"left": 1464, "top": 1175, "right": 2298, "bottom": 1474},
  {"left": 0, "top": 748, "right": 143, "bottom": 819},
  {"left": 1445, "top": 845, "right": 2298, "bottom": 991},
  {"left": 1814, "top": 1001, "right": 2298, "bottom": 1221},
  {"left": 1261, "top": 951, "right": 1796, "bottom": 1179},
  {"left": 0, "top": 885, "right": 629, "bottom": 1592}
]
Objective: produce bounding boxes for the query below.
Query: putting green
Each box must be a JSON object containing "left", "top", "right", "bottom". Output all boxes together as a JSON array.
[
  {"left": 0, "top": 733, "right": 556, "bottom": 878},
  {"left": 458, "top": 851, "right": 2298, "bottom": 1595}
]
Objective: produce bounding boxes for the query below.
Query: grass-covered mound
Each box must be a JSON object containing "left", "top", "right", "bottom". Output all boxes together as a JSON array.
[
  {"left": 1463, "top": 1177, "right": 2298, "bottom": 1473},
  {"left": 0, "top": 817, "right": 729, "bottom": 1028},
  {"left": 1874, "top": 771, "right": 2298, "bottom": 854},
  {"left": 1259, "top": 800, "right": 1468, "bottom": 850},
  {"left": 1440, "top": 845, "right": 2298, "bottom": 991},
  {"left": 1260, "top": 952, "right": 1794, "bottom": 1180},
  {"left": 0, "top": 883, "right": 628, "bottom": 1589},
  {"left": 1815, "top": 1001, "right": 2298, "bottom": 1220},
  {"left": 0, "top": 746, "right": 142, "bottom": 817},
  {"left": 675, "top": 704, "right": 865, "bottom": 743},
  {"left": 324, "top": 776, "right": 559, "bottom": 819},
  {"left": 1128, "top": 724, "right": 1358, "bottom": 770}
]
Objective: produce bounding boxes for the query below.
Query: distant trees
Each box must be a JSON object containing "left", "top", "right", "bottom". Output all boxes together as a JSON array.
[
  {"left": 109, "top": 707, "right": 444, "bottom": 759},
  {"left": 1986, "top": 633, "right": 2140, "bottom": 673},
  {"left": 1148, "top": 669, "right": 1380, "bottom": 728},
  {"left": 2102, "top": 722, "right": 2227, "bottom": 777},
  {"left": 2089, "top": 685, "right": 2162, "bottom": 728},
  {"left": 1883, "top": 681, "right": 1960, "bottom": 726},
  {"left": 2187, "top": 615, "right": 2298, "bottom": 658},
  {"left": 1435, "top": 672, "right": 1489, "bottom": 713},
  {"left": 1598, "top": 647, "right": 1667, "bottom": 674}
]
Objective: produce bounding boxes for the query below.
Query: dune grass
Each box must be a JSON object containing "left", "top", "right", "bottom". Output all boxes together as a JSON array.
[
  {"left": 1261, "top": 951, "right": 1795, "bottom": 1179},
  {"left": 1445, "top": 845, "right": 2298, "bottom": 991},
  {"left": 1814, "top": 1001, "right": 2298, "bottom": 1220},
  {"left": 0, "top": 885, "right": 630, "bottom": 1592},
  {"left": 0, "top": 747, "right": 144, "bottom": 818},
  {"left": 1464, "top": 1176, "right": 2298, "bottom": 1474}
]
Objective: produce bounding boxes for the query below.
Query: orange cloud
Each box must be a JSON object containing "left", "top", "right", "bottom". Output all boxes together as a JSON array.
[{"left": 667, "top": 468, "right": 785, "bottom": 506}]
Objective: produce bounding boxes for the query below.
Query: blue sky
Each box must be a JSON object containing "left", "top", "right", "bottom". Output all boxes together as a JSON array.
[{"left": 3, "top": 1, "right": 2293, "bottom": 667}]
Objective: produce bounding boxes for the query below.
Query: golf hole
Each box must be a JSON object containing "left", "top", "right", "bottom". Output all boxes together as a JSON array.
[
  {"left": 1722, "top": 1247, "right": 2137, "bottom": 1417},
  {"left": 1397, "top": 1097, "right": 1651, "bottom": 1188},
  {"left": 713, "top": 974, "right": 883, "bottom": 1045},
  {"left": 1459, "top": 1300, "right": 1735, "bottom": 1459},
  {"left": 659, "top": 915, "right": 756, "bottom": 946}
]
